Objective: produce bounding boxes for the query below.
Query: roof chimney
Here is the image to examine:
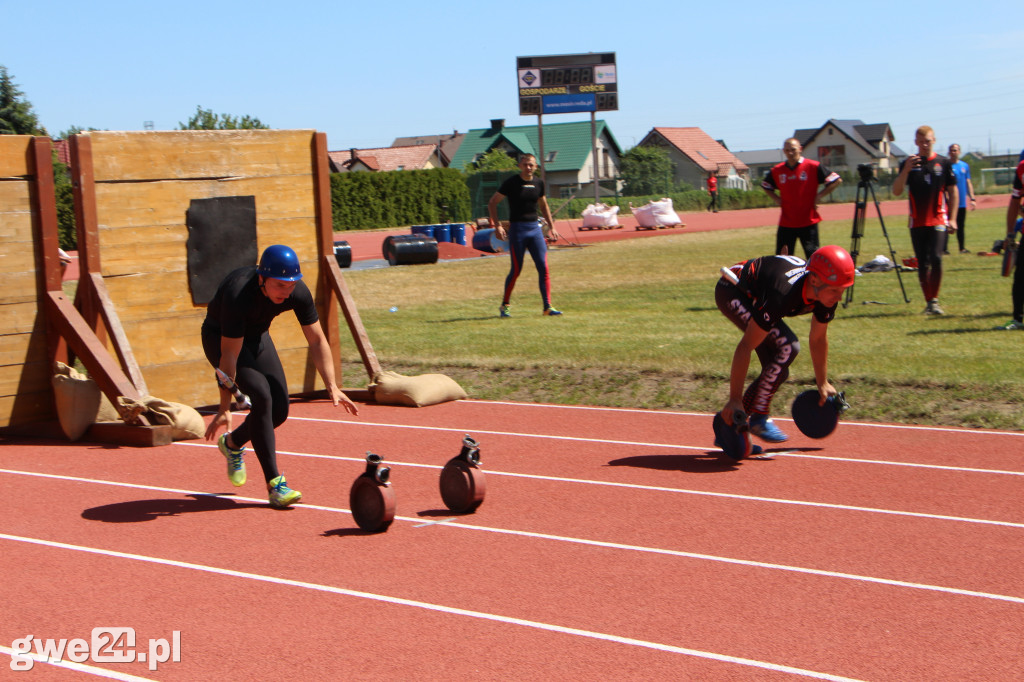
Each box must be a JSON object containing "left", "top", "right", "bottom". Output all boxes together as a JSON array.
[
  {"left": 490, "top": 119, "right": 505, "bottom": 131},
  {"left": 350, "top": 148, "right": 357, "bottom": 159}
]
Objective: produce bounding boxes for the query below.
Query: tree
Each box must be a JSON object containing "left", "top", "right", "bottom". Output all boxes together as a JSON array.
[
  {"left": 464, "top": 148, "right": 519, "bottom": 173},
  {"left": 0, "top": 66, "right": 45, "bottom": 135},
  {"left": 178, "top": 105, "right": 270, "bottom": 130},
  {"left": 620, "top": 146, "right": 674, "bottom": 196}
]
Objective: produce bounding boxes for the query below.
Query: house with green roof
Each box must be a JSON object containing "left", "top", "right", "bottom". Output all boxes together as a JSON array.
[{"left": 450, "top": 118, "right": 624, "bottom": 202}]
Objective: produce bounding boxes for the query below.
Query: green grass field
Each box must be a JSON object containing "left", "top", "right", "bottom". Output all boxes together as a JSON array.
[{"left": 338, "top": 207, "right": 1023, "bottom": 431}]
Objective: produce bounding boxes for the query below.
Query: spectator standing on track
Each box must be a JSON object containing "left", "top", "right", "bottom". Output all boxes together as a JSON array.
[
  {"left": 995, "top": 159, "right": 1024, "bottom": 330},
  {"left": 488, "top": 153, "right": 563, "bottom": 318},
  {"left": 761, "top": 138, "right": 842, "bottom": 259},
  {"left": 202, "top": 244, "right": 359, "bottom": 508},
  {"left": 706, "top": 171, "right": 719, "bottom": 213},
  {"left": 716, "top": 246, "right": 856, "bottom": 444},
  {"left": 892, "top": 125, "right": 958, "bottom": 315},
  {"left": 947, "top": 143, "right": 975, "bottom": 254}
]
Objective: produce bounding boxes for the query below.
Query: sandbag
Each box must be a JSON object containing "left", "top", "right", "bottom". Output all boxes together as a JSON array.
[
  {"left": 51, "top": 362, "right": 102, "bottom": 441},
  {"left": 118, "top": 396, "right": 205, "bottom": 441},
  {"left": 369, "top": 370, "right": 468, "bottom": 407}
]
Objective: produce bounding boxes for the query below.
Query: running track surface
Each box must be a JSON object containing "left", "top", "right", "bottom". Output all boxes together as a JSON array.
[{"left": 2, "top": 398, "right": 1023, "bottom": 680}]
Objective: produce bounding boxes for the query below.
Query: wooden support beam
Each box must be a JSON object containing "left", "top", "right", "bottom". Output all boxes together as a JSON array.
[
  {"left": 43, "top": 290, "right": 150, "bottom": 425},
  {"left": 323, "top": 256, "right": 381, "bottom": 380}
]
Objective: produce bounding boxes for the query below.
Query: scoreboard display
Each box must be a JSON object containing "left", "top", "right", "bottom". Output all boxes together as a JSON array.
[{"left": 516, "top": 52, "right": 617, "bottom": 116}]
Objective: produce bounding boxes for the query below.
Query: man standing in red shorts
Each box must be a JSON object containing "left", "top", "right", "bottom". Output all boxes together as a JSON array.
[
  {"left": 892, "top": 125, "right": 958, "bottom": 315},
  {"left": 761, "top": 138, "right": 842, "bottom": 258}
]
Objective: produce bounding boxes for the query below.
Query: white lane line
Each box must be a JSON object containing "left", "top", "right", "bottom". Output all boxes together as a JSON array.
[
  {"left": 0, "top": 532, "right": 869, "bottom": 682},
  {"left": 462, "top": 399, "right": 1024, "bottom": 436},
  {"left": 286, "top": 417, "right": 1024, "bottom": 476},
  {"left": 0, "top": 644, "right": 157, "bottom": 680},
  {"left": 171, "top": 447, "right": 1024, "bottom": 528},
  {"left": 2, "top": 469, "right": 1022, "bottom": 605}
]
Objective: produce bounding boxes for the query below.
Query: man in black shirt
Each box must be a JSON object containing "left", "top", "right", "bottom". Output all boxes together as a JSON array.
[
  {"left": 202, "top": 244, "right": 359, "bottom": 508},
  {"left": 487, "top": 153, "right": 562, "bottom": 317},
  {"left": 716, "top": 245, "right": 855, "bottom": 443}
]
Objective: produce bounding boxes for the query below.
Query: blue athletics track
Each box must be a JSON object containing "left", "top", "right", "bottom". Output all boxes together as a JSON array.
[{"left": 8, "top": 195, "right": 1022, "bottom": 680}]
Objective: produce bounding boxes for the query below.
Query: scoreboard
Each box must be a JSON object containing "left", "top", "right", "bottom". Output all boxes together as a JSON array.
[{"left": 516, "top": 52, "right": 617, "bottom": 116}]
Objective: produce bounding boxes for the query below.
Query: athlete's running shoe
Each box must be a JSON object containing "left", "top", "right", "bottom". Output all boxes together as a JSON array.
[
  {"left": 542, "top": 307, "right": 563, "bottom": 316},
  {"left": 499, "top": 304, "right": 511, "bottom": 318},
  {"left": 995, "top": 319, "right": 1024, "bottom": 330},
  {"left": 267, "top": 475, "right": 302, "bottom": 508},
  {"left": 218, "top": 433, "right": 246, "bottom": 487},
  {"left": 748, "top": 414, "right": 789, "bottom": 443}
]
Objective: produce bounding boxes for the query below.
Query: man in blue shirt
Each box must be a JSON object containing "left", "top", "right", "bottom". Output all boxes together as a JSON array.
[{"left": 947, "top": 144, "right": 976, "bottom": 254}]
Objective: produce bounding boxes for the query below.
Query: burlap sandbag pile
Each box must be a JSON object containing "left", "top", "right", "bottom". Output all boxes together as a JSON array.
[{"left": 51, "top": 362, "right": 204, "bottom": 441}]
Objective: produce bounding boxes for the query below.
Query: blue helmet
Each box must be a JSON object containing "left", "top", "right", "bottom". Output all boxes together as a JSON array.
[{"left": 257, "top": 245, "right": 303, "bottom": 281}]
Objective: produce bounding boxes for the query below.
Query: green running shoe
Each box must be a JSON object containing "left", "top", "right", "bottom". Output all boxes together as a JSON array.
[
  {"left": 218, "top": 433, "right": 246, "bottom": 487},
  {"left": 268, "top": 475, "right": 302, "bottom": 508}
]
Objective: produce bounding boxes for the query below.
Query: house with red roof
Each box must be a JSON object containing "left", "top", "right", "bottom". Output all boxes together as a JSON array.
[
  {"left": 637, "top": 127, "right": 750, "bottom": 190},
  {"left": 391, "top": 131, "right": 464, "bottom": 167},
  {"left": 328, "top": 143, "right": 443, "bottom": 172}
]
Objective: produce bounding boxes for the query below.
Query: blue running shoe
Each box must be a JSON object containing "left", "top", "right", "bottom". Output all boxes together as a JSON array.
[
  {"left": 542, "top": 307, "right": 563, "bottom": 316},
  {"left": 748, "top": 414, "right": 788, "bottom": 443},
  {"left": 499, "top": 304, "right": 511, "bottom": 318}
]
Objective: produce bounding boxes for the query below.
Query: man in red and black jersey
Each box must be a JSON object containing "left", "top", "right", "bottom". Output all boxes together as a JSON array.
[
  {"left": 892, "top": 125, "right": 958, "bottom": 315},
  {"left": 716, "top": 246, "right": 855, "bottom": 443},
  {"left": 995, "top": 159, "right": 1024, "bottom": 330},
  {"left": 762, "top": 138, "right": 842, "bottom": 258}
]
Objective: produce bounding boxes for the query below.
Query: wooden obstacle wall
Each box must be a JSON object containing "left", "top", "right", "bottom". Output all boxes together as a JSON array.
[
  {"left": 71, "top": 129, "right": 375, "bottom": 409},
  {"left": 0, "top": 136, "right": 56, "bottom": 428}
]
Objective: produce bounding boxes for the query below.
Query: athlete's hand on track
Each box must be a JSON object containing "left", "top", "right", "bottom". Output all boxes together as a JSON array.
[
  {"left": 205, "top": 410, "right": 231, "bottom": 441},
  {"left": 328, "top": 384, "right": 360, "bottom": 416}
]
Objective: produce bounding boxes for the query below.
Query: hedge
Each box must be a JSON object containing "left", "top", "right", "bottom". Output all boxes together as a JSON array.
[{"left": 330, "top": 167, "right": 472, "bottom": 231}]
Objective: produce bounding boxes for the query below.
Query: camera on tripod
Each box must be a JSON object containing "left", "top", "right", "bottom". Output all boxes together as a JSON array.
[{"left": 856, "top": 163, "right": 876, "bottom": 182}]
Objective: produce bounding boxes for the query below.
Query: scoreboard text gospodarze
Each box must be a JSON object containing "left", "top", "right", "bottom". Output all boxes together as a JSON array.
[{"left": 516, "top": 53, "right": 618, "bottom": 116}]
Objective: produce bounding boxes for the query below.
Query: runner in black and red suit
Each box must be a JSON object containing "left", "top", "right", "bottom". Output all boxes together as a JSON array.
[
  {"left": 487, "top": 153, "right": 562, "bottom": 317},
  {"left": 762, "top": 138, "right": 842, "bottom": 258},
  {"left": 716, "top": 246, "right": 855, "bottom": 443},
  {"left": 892, "top": 125, "right": 958, "bottom": 315},
  {"left": 994, "top": 159, "right": 1024, "bottom": 330}
]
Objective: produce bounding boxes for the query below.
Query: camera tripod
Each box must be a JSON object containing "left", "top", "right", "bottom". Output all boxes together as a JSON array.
[{"left": 844, "top": 172, "right": 910, "bottom": 307}]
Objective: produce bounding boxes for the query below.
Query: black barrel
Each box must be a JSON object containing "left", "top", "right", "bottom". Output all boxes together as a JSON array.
[
  {"left": 382, "top": 234, "right": 438, "bottom": 266},
  {"left": 332, "top": 240, "right": 352, "bottom": 268}
]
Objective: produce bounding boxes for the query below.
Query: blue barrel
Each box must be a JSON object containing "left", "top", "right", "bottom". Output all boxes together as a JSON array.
[
  {"left": 449, "top": 223, "right": 466, "bottom": 246},
  {"left": 434, "top": 223, "right": 451, "bottom": 243},
  {"left": 411, "top": 225, "right": 435, "bottom": 239},
  {"left": 471, "top": 228, "right": 509, "bottom": 253}
]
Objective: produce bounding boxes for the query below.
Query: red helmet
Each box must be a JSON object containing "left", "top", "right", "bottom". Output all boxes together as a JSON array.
[{"left": 806, "top": 245, "right": 855, "bottom": 288}]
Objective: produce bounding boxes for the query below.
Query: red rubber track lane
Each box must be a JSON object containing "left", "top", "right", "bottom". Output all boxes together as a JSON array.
[{"left": 1, "top": 398, "right": 1022, "bottom": 680}]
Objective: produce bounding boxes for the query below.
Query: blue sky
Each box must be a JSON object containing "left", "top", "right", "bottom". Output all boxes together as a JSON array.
[{"left": 5, "top": 0, "right": 1022, "bottom": 157}]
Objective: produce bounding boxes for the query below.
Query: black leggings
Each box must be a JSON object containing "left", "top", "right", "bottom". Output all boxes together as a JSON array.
[
  {"left": 910, "top": 226, "right": 945, "bottom": 301},
  {"left": 715, "top": 281, "right": 800, "bottom": 417},
  {"left": 202, "top": 325, "right": 290, "bottom": 482}
]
